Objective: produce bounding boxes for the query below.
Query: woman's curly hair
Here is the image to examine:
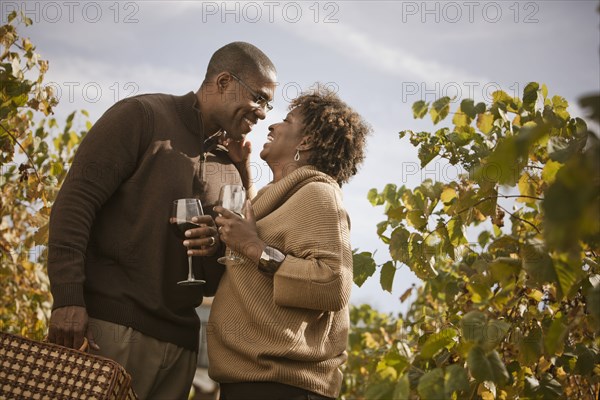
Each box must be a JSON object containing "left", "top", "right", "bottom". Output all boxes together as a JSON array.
[{"left": 290, "top": 86, "right": 372, "bottom": 186}]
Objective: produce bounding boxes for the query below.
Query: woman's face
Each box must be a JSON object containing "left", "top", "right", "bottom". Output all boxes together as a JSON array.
[{"left": 260, "top": 107, "right": 306, "bottom": 165}]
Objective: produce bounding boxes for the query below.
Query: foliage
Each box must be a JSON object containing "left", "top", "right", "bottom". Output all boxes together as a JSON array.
[
  {"left": 1, "top": 13, "right": 88, "bottom": 340},
  {"left": 343, "top": 84, "right": 600, "bottom": 399}
]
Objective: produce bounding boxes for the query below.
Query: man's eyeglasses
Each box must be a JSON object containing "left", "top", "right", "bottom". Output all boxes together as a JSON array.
[{"left": 230, "top": 73, "right": 273, "bottom": 112}]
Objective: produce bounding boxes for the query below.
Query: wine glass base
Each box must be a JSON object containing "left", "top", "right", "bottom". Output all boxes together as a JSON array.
[
  {"left": 217, "top": 256, "right": 241, "bottom": 264},
  {"left": 177, "top": 279, "right": 206, "bottom": 286}
]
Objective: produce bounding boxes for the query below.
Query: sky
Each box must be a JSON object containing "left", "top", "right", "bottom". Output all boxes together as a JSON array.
[{"left": 4, "top": 0, "right": 599, "bottom": 315}]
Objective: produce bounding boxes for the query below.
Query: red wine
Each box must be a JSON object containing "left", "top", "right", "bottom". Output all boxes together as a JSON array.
[{"left": 171, "top": 220, "right": 200, "bottom": 239}]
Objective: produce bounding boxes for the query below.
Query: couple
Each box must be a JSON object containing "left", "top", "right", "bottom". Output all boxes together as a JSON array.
[{"left": 47, "top": 42, "right": 370, "bottom": 399}]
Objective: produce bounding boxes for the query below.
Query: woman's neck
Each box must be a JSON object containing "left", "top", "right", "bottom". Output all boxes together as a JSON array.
[{"left": 270, "top": 161, "right": 306, "bottom": 183}]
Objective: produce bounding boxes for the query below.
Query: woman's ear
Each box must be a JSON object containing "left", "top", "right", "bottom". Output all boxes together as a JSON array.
[{"left": 297, "top": 136, "right": 314, "bottom": 151}]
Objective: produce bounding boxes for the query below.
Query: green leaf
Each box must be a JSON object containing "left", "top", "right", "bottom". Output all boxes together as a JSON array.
[
  {"left": 389, "top": 227, "right": 410, "bottom": 265},
  {"left": 417, "top": 368, "right": 445, "bottom": 400},
  {"left": 364, "top": 382, "right": 394, "bottom": 400},
  {"left": 467, "top": 345, "right": 494, "bottom": 382},
  {"left": 368, "top": 188, "right": 381, "bottom": 206},
  {"left": 386, "top": 206, "right": 406, "bottom": 222},
  {"left": 461, "top": 311, "right": 487, "bottom": 343},
  {"left": 575, "top": 344, "right": 596, "bottom": 375},
  {"left": 475, "top": 187, "right": 497, "bottom": 217},
  {"left": 380, "top": 261, "right": 396, "bottom": 293},
  {"left": 521, "top": 240, "right": 558, "bottom": 287},
  {"left": 461, "top": 99, "right": 477, "bottom": 119},
  {"left": 420, "top": 328, "right": 458, "bottom": 359},
  {"left": 407, "top": 210, "right": 427, "bottom": 229},
  {"left": 586, "top": 285, "right": 600, "bottom": 331},
  {"left": 482, "top": 320, "right": 511, "bottom": 352},
  {"left": 523, "top": 82, "right": 540, "bottom": 112},
  {"left": 554, "top": 256, "right": 585, "bottom": 300},
  {"left": 490, "top": 257, "right": 522, "bottom": 284},
  {"left": 444, "top": 365, "right": 469, "bottom": 399},
  {"left": 478, "top": 230, "right": 491, "bottom": 248},
  {"left": 430, "top": 97, "right": 451, "bottom": 125},
  {"left": 487, "top": 350, "right": 510, "bottom": 385},
  {"left": 467, "top": 280, "right": 492, "bottom": 304},
  {"left": 447, "top": 217, "right": 467, "bottom": 246},
  {"left": 518, "top": 325, "right": 543, "bottom": 365},
  {"left": 392, "top": 375, "right": 410, "bottom": 400},
  {"left": 382, "top": 184, "right": 398, "bottom": 204},
  {"left": 417, "top": 142, "right": 440, "bottom": 167},
  {"left": 384, "top": 346, "right": 411, "bottom": 373},
  {"left": 353, "top": 251, "right": 376, "bottom": 287},
  {"left": 376, "top": 221, "right": 389, "bottom": 236},
  {"left": 475, "top": 102, "right": 487, "bottom": 114},
  {"left": 412, "top": 100, "right": 429, "bottom": 119},
  {"left": 544, "top": 314, "right": 567, "bottom": 355},
  {"left": 467, "top": 347, "right": 509, "bottom": 385},
  {"left": 492, "top": 90, "right": 514, "bottom": 105}
]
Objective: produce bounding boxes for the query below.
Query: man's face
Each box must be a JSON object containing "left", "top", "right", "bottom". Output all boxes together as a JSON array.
[{"left": 218, "top": 70, "right": 277, "bottom": 142}]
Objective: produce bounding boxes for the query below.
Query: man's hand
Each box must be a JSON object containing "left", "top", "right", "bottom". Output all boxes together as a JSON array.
[
  {"left": 48, "top": 306, "right": 99, "bottom": 350},
  {"left": 184, "top": 215, "right": 220, "bottom": 257},
  {"left": 223, "top": 136, "right": 251, "bottom": 164}
]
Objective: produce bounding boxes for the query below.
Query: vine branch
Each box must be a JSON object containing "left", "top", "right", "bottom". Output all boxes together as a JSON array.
[
  {"left": 497, "top": 204, "right": 541, "bottom": 234},
  {"left": 422, "top": 193, "right": 543, "bottom": 243},
  {"left": 1, "top": 124, "right": 41, "bottom": 183}
]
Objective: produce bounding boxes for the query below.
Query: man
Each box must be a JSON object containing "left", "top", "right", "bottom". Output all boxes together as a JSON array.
[{"left": 47, "top": 42, "right": 277, "bottom": 398}]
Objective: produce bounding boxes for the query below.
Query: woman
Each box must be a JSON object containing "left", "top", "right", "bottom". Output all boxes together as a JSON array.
[{"left": 208, "top": 87, "right": 371, "bottom": 400}]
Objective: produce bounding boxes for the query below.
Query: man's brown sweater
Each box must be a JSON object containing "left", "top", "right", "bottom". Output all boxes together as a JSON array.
[
  {"left": 207, "top": 166, "right": 353, "bottom": 398},
  {"left": 48, "top": 92, "right": 232, "bottom": 351}
]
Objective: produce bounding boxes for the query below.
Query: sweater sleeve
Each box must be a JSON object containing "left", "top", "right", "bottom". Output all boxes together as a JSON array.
[
  {"left": 48, "top": 99, "right": 151, "bottom": 309},
  {"left": 271, "top": 183, "right": 352, "bottom": 312}
]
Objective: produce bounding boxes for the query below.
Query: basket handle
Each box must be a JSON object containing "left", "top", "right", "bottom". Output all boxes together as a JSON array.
[
  {"left": 43, "top": 336, "right": 89, "bottom": 352},
  {"left": 78, "top": 337, "right": 89, "bottom": 352}
]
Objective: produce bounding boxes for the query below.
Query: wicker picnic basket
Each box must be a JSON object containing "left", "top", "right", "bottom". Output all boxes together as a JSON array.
[{"left": 0, "top": 331, "right": 137, "bottom": 399}]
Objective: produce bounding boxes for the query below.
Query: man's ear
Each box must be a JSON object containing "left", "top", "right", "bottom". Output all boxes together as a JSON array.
[{"left": 215, "top": 72, "right": 233, "bottom": 92}]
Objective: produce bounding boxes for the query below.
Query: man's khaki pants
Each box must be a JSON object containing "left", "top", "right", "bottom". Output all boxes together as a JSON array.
[{"left": 88, "top": 318, "right": 197, "bottom": 399}]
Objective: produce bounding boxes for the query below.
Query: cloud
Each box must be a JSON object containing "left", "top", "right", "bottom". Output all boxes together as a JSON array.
[{"left": 276, "top": 15, "right": 489, "bottom": 86}]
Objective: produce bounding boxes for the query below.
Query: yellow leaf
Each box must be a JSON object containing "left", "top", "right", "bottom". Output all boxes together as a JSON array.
[
  {"left": 555, "top": 366, "right": 567, "bottom": 381},
  {"left": 22, "top": 260, "right": 34, "bottom": 271},
  {"left": 477, "top": 113, "right": 494, "bottom": 135},
  {"left": 363, "top": 332, "right": 380, "bottom": 349},
  {"left": 542, "top": 160, "right": 562, "bottom": 184},
  {"left": 441, "top": 187, "right": 457, "bottom": 204},
  {"left": 527, "top": 289, "right": 543, "bottom": 302},
  {"left": 517, "top": 173, "right": 537, "bottom": 203},
  {"left": 512, "top": 114, "right": 521, "bottom": 127},
  {"left": 453, "top": 110, "right": 468, "bottom": 127},
  {"left": 538, "top": 356, "right": 552, "bottom": 372}
]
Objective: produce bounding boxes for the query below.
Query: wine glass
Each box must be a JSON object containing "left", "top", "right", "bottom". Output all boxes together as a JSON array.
[
  {"left": 217, "top": 184, "right": 246, "bottom": 264},
  {"left": 171, "top": 198, "right": 206, "bottom": 286}
]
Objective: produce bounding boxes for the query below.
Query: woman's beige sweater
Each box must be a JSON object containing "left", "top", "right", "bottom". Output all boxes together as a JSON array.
[{"left": 207, "top": 166, "right": 353, "bottom": 398}]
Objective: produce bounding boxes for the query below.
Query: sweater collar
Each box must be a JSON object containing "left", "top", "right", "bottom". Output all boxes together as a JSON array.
[
  {"left": 173, "top": 91, "right": 205, "bottom": 146},
  {"left": 252, "top": 166, "right": 339, "bottom": 220}
]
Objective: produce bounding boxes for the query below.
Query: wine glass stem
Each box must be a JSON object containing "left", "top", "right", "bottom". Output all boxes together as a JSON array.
[{"left": 187, "top": 256, "right": 195, "bottom": 280}]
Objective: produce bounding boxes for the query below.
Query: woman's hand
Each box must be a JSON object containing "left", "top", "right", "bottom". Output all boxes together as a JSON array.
[
  {"left": 184, "top": 215, "right": 221, "bottom": 257},
  {"left": 215, "top": 200, "right": 265, "bottom": 263}
]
